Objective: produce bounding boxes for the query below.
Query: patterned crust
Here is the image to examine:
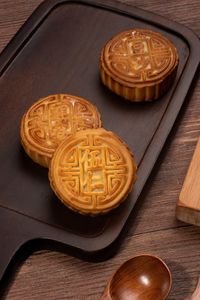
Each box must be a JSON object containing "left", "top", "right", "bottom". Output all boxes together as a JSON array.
[
  {"left": 20, "top": 94, "right": 102, "bottom": 167},
  {"left": 100, "top": 29, "right": 179, "bottom": 102},
  {"left": 49, "top": 128, "right": 137, "bottom": 215}
]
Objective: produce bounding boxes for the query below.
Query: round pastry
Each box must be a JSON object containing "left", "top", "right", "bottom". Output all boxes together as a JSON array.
[
  {"left": 49, "top": 128, "right": 137, "bottom": 215},
  {"left": 20, "top": 94, "right": 102, "bottom": 167},
  {"left": 100, "top": 29, "right": 179, "bottom": 102}
]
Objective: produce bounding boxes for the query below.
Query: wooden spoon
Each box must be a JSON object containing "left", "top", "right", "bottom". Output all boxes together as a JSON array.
[
  {"left": 186, "top": 278, "right": 200, "bottom": 300},
  {"left": 100, "top": 254, "right": 172, "bottom": 300}
]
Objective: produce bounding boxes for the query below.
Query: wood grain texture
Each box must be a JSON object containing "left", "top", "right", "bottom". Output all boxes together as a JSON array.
[
  {"left": 177, "top": 138, "right": 200, "bottom": 226},
  {"left": 0, "top": 0, "right": 199, "bottom": 299}
]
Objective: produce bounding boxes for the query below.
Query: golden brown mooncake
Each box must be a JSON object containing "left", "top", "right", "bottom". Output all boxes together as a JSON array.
[
  {"left": 100, "top": 29, "right": 179, "bottom": 102},
  {"left": 49, "top": 128, "right": 137, "bottom": 215},
  {"left": 20, "top": 94, "right": 102, "bottom": 168}
]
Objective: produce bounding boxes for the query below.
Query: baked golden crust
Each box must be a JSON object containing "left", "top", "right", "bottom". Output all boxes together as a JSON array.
[
  {"left": 20, "top": 94, "right": 102, "bottom": 167},
  {"left": 49, "top": 128, "right": 137, "bottom": 215},
  {"left": 100, "top": 29, "right": 179, "bottom": 102}
]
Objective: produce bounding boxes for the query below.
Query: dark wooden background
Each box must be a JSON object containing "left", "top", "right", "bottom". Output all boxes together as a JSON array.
[{"left": 1, "top": 0, "right": 200, "bottom": 299}]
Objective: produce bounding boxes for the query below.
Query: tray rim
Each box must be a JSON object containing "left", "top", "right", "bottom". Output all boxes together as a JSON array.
[
  {"left": 0, "top": 0, "right": 199, "bottom": 257},
  {"left": 0, "top": 0, "right": 200, "bottom": 76}
]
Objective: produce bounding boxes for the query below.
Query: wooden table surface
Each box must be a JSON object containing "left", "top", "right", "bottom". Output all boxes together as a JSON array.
[{"left": 0, "top": 0, "right": 200, "bottom": 299}]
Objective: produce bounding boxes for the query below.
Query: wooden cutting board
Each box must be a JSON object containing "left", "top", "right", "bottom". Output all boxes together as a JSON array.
[{"left": 177, "top": 138, "right": 200, "bottom": 225}]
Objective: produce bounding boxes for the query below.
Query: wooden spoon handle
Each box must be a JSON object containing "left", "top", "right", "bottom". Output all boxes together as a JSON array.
[
  {"left": 177, "top": 138, "right": 200, "bottom": 226},
  {"left": 99, "top": 286, "right": 110, "bottom": 300},
  {"left": 185, "top": 278, "right": 200, "bottom": 300}
]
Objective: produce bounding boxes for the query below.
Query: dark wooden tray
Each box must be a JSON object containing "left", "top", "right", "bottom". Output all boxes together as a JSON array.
[{"left": 0, "top": 0, "right": 199, "bottom": 283}]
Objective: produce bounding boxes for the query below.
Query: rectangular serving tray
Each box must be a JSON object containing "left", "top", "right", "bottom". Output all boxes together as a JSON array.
[{"left": 0, "top": 0, "right": 199, "bottom": 283}]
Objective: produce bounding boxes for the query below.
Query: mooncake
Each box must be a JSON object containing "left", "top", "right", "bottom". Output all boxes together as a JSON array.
[
  {"left": 20, "top": 94, "right": 102, "bottom": 167},
  {"left": 100, "top": 29, "right": 179, "bottom": 102},
  {"left": 49, "top": 128, "right": 137, "bottom": 215}
]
